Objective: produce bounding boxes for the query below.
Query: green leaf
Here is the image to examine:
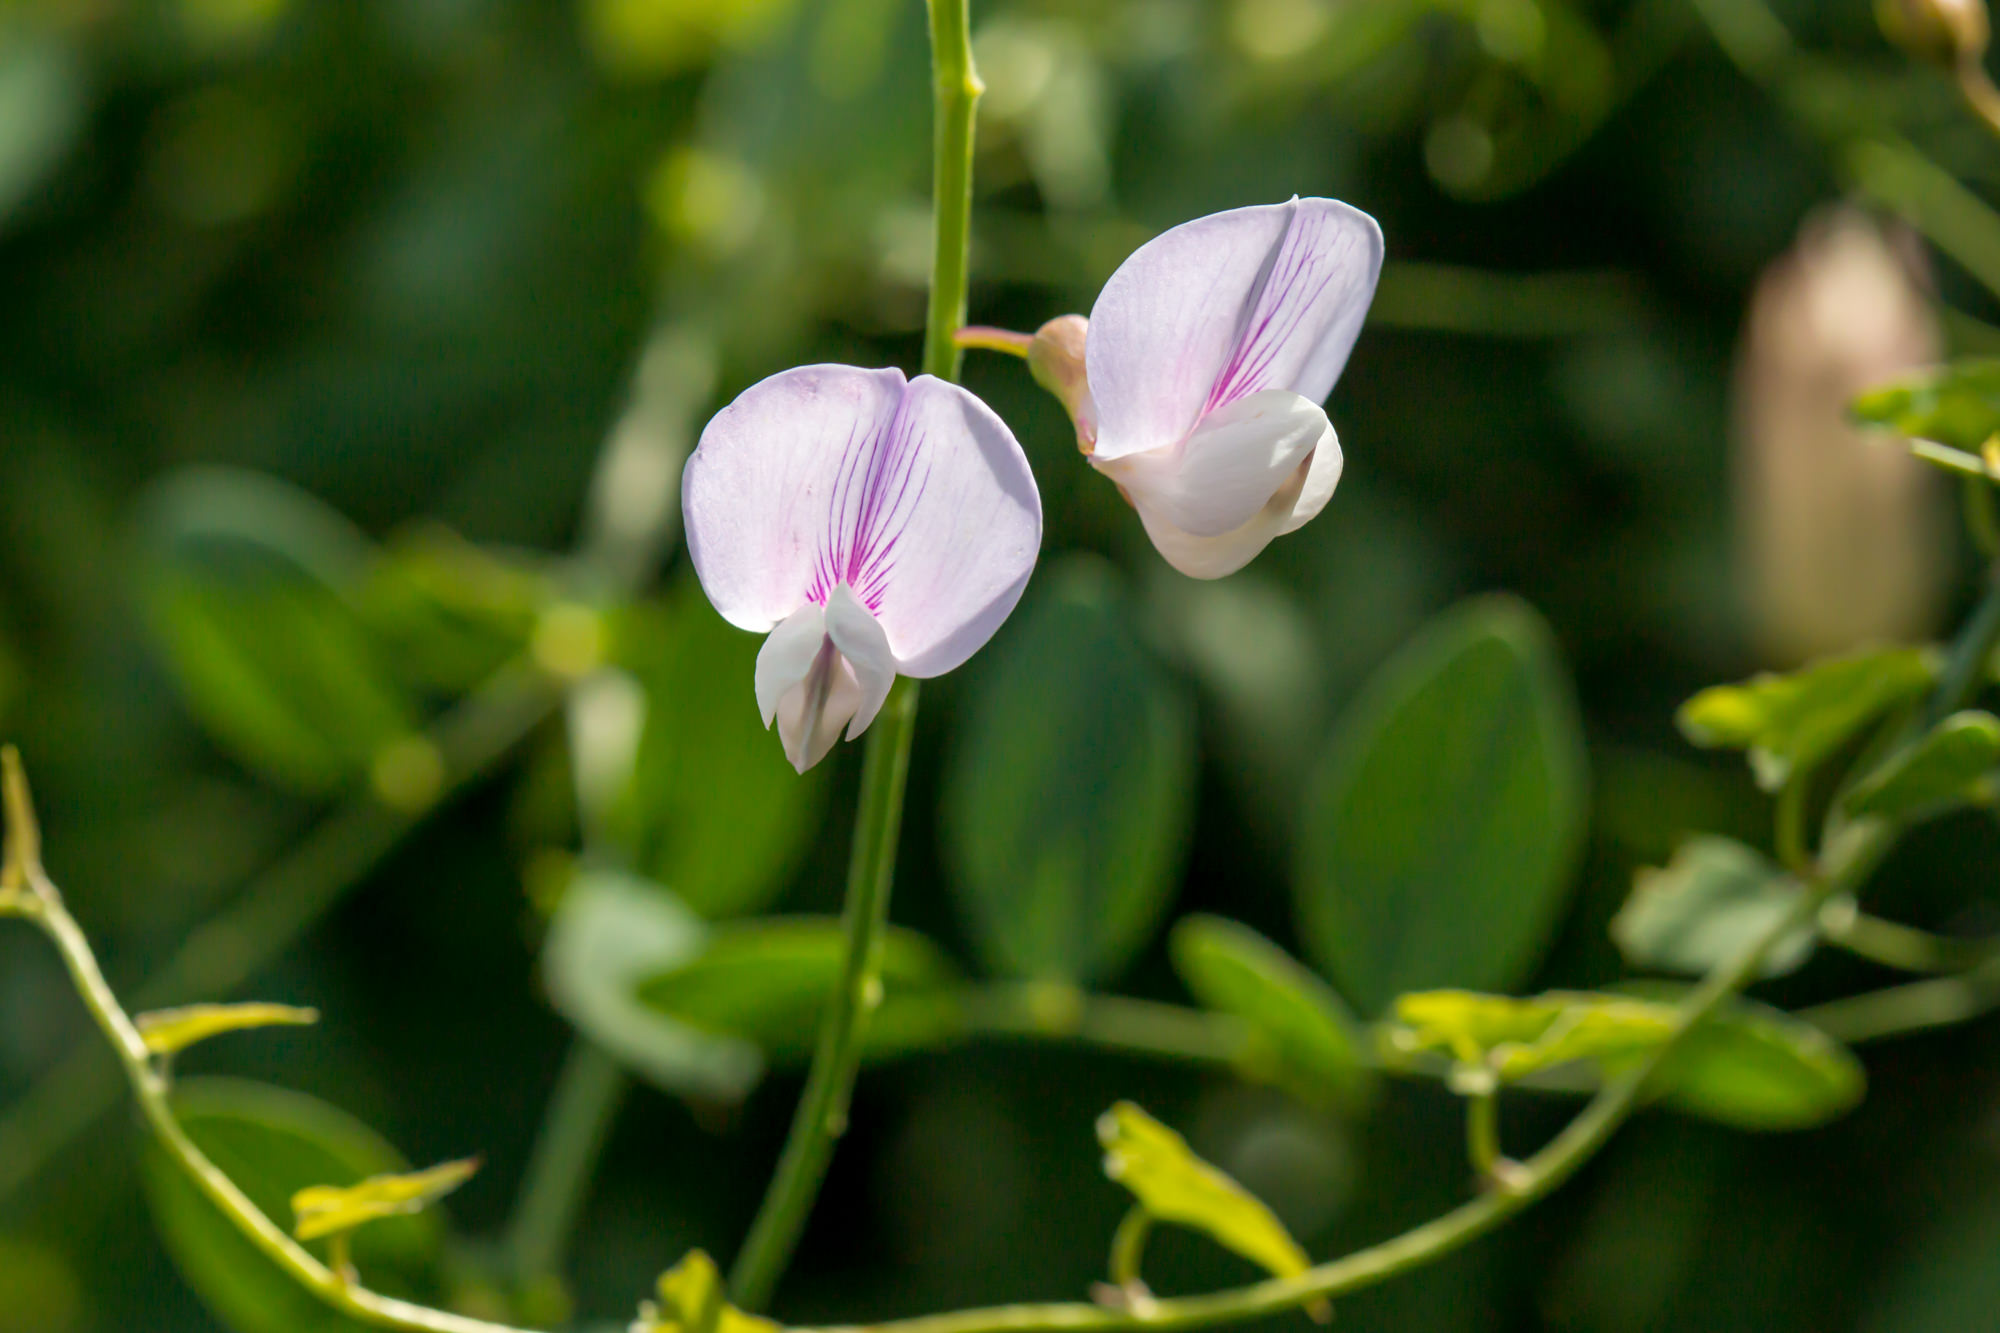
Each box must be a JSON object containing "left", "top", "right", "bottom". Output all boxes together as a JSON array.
[
  {"left": 139, "top": 1079, "right": 445, "bottom": 1333},
  {"left": 1637, "top": 988, "right": 1866, "bottom": 1130},
  {"left": 1294, "top": 594, "right": 1588, "bottom": 1014},
  {"left": 541, "top": 869, "right": 763, "bottom": 1101},
  {"left": 1850, "top": 358, "right": 2000, "bottom": 450},
  {"left": 136, "top": 1003, "right": 320, "bottom": 1057},
  {"left": 291, "top": 1158, "right": 478, "bottom": 1241},
  {"left": 1612, "top": 837, "right": 1816, "bottom": 979},
  {"left": 136, "top": 467, "right": 415, "bottom": 793},
  {"left": 610, "top": 576, "right": 827, "bottom": 918},
  {"left": 635, "top": 917, "right": 964, "bottom": 1064},
  {"left": 941, "top": 559, "right": 1196, "bottom": 983},
  {"left": 1842, "top": 710, "right": 2000, "bottom": 819},
  {"left": 1676, "top": 648, "right": 1936, "bottom": 792},
  {"left": 1096, "top": 1102, "right": 1318, "bottom": 1291},
  {"left": 1168, "top": 916, "right": 1373, "bottom": 1112},
  {"left": 351, "top": 525, "right": 548, "bottom": 693},
  {"left": 1385, "top": 989, "right": 1864, "bottom": 1129},
  {"left": 632, "top": 1250, "right": 780, "bottom": 1333}
]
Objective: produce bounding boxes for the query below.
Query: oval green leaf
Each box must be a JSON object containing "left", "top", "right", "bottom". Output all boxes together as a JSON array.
[
  {"left": 635, "top": 917, "right": 964, "bottom": 1064},
  {"left": 139, "top": 1078, "right": 445, "bottom": 1333},
  {"left": 1842, "top": 709, "right": 2000, "bottom": 820},
  {"left": 1850, "top": 357, "right": 2000, "bottom": 450},
  {"left": 941, "top": 559, "right": 1197, "bottom": 983},
  {"left": 1612, "top": 836, "right": 1815, "bottom": 979},
  {"left": 136, "top": 467, "right": 414, "bottom": 793},
  {"left": 1295, "top": 595, "right": 1588, "bottom": 1014},
  {"left": 541, "top": 869, "right": 764, "bottom": 1100},
  {"left": 1677, "top": 647, "right": 1935, "bottom": 793},
  {"left": 1168, "top": 915, "right": 1373, "bottom": 1111}
]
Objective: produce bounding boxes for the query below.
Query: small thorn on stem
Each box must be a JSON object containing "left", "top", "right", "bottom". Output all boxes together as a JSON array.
[
  {"left": 1, "top": 745, "right": 45, "bottom": 901},
  {"left": 1481, "top": 1157, "right": 1533, "bottom": 1197}
]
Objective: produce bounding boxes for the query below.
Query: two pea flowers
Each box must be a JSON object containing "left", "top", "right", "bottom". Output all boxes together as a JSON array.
[{"left": 682, "top": 197, "right": 1383, "bottom": 772}]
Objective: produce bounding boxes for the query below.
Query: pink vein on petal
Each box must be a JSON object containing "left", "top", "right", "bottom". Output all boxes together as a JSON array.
[
  {"left": 806, "top": 388, "right": 934, "bottom": 616},
  {"left": 1201, "top": 205, "right": 1343, "bottom": 416}
]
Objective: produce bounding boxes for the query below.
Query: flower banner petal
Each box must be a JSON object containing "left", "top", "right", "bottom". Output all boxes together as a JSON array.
[
  {"left": 1086, "top": 198, "right": 1382, "bottom": 462},
  {"left": 683, "top": 365, "right": 908, "bottom": 633},
  {"left": 859, "top": 375, "right": 1041, "bottom": 678}
]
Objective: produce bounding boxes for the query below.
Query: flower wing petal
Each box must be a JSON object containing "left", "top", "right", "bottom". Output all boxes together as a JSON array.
[
  {"left": 1085, "top": 198, "right": 1383, "bottom": 462},
  {"left": 861, "top": 375, "right": 1042, "bottom": 678},
  {"left": 683, "top": 365, "right": 909, "bottom": 632},
  {"left": 754, "top": 602, "right": 827, "bottom": 726},
  {"left": 1281, "top": 423, "right": 1344, "bottom": 534},
  {"left": 825, "top": 585, "right": 896, "bottom": 739},
  {"left": 1096, "top": 390, "right": 1329, "bottom": 537}
]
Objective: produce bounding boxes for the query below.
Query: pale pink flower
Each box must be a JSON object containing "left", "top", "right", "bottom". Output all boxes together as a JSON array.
[
  {"left": 683, "top": 366, "right": 1041, "bottom": 771},
  {"left": 1050, "top": 197, "right": 1383, "bottom": 578}
]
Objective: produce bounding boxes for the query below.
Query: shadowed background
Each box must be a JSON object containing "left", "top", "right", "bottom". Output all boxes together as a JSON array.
[{"left": 1, "top": 1, "right": 1998, "bottom": 1331}]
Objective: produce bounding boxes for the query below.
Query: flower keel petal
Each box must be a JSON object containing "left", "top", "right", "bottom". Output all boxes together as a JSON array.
[{"left": 825, "top": 585, "right": 897, "bottom": 739}]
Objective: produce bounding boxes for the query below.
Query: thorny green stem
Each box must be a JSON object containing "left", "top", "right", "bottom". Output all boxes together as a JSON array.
[
  {"left": 0, "top": 754, "right": 538, "bottom": 1333},
  {"left": 0, "top": 660, "right": 559, "bottom": 1205},
  {"left": 728, "top": 0, "right": 979, "bottom": 1307}
]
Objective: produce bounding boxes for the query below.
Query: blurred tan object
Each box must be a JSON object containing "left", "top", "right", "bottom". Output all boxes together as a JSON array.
[{"left": 1734, "top": 207, "right": 1948, "bottom": 665}]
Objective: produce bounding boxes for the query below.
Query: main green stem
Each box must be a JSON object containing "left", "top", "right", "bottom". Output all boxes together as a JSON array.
[
  {"left": 727, "top": 0, "right": 979, "bottom": 1308},
  {"left": 728, "top": 675, "right": 923, "bottom": 1310}
]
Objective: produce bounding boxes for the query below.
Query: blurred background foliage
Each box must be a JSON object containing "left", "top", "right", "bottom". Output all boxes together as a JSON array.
[{"left": 3, "top": 0, "right": 2000, "bottom": 1330}]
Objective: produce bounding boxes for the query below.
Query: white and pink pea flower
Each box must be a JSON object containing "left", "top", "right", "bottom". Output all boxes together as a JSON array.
[
  {"left": 682, "top": 366, "right": 1041, "bottom": 773},
  {"left": 978, "top": 196, "right": 1383, "bottom": 579}
]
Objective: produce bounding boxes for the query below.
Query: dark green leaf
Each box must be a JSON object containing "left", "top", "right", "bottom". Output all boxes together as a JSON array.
[
  {"left": 635, "top": 917, "right": 964, "bottom": 1064},
  {"left": 610, "top": 576, "right": 827, "bottom": 918},
  {"left": 541, "top": 869, "right": 763, "bottom": 1100},
  {"left": 1294, "top": 595, "right": 1588, "bottom": 1013},
  {"left": 136, "top": 467, "right": 414, "bottom": 793},
  {"left": 1677, "top": 648, "right": 1935, "bottom": 792},
  {"left": 139, "top": 1079, "right": 444, "bottom": 1333},
  {"left": 1168, "top": 915, "right": 1373, "bottom": 1111},
  {"left": 941, "top": 558, "right": 1196, "bottom": 983},
  {"left": 1850, "top": 358, "right": 2000, "bottom": 450},
  {"left": 1842, "top": 710, "right": 2000, "bottom": 820},
  {"left": 351, "top": 526, "right": 548, "bottom": 693},
  {"left": 1612, "top": 837, "right": 1815, "bottom": 979}
]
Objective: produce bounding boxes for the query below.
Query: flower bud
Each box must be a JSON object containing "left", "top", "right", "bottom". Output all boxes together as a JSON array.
[
  {"left": 1876, "top": 0, "right": 1989, "bottom": 67},
  {"left": 1734, "top": 206, "right": 1947, "bottom": 665},
  {"left": 1026, "top": 314, "right": 1097, "bottom": 452}
]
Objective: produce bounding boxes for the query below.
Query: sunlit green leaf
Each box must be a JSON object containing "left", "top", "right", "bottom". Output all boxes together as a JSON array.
[
  {"left": 610, "top": 576, "right": 827, "bottom": 919},
  {"left": 1842, "top": 710, "right": 2000, "bottom": 820},
  {"left": 140, "top": 1079, "right": 445, "bottom": 1333},
  {"left": 541, "top": 869, "right": 763, "bottom": 1100},
  {"left": 1385, "top": 988, "right": 1864, "bottom": 1130},
  {"left": 1168, "top": 916, "right": 1373, "bottom": 1112},
  {"left": 1612, "top": 837, "right": 1815, "bottom": 979},
  {"left": 632, "top": 1249, "right": 780, "bottom": 1333},
  {"left": 942, "top": 559, "right": 1196, "bottom": 983},
  {"left": 137, "top": 1002, "right": 320, "bottom": 1057},
  {"left": 1677, "top": 648, "right": 1935, "bottom": 792},
  {"left": 635, "top": 917, "right": 964, "bottom": 1064},
  {"left": 136, "top": 467, "right": 415, "bottom": 793},
  {"left": 1295, "top": 595, "right": 1588, "bottom": 1013},
  {"left": 291, "top": 1158, "right": 478, "bottom": 1242},
  {"left": 1850, "top": 358, "right": 2000, "bottom": 450},
  {"left": 1096, "top": 1101, "right": 1318, "bottom": 1296}
]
